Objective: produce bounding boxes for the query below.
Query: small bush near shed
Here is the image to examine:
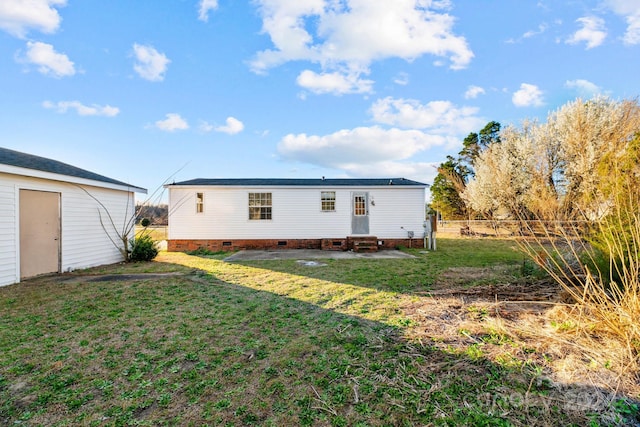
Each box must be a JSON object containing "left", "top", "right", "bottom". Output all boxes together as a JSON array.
[{"left": 130, "top": 234, "right": 158, "bottom": 261}]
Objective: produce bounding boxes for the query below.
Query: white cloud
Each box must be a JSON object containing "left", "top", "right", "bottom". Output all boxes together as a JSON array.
[
  {"left": 512, "top": 83, "right": 544, "bottom": 107},
  {"left": 250, "top": 0, "right": 473, "bottom": 93},
  {"left": 296, "top": 69, "right": 373, "bottom": 95},
  {"left": 370, "top": 97, "right": 483, "bottom": 136},
  {"left": 279, "top": 126, "right": 443, "bottom": 165},
  {"left": 278, "top": 126, "right": 445, "bottom": 180},
  {"left": 623, "top": 16, "right": 640, "bottom": 44},
  {"left": 197, "top": 0, "right": 218, "bottom": 22},
  {"left": 199, "top": 121, "right": 214, "bottom": 132},
  {"left": 566, "top": 16, "right": 607, "bottom": 49},
  {"left": 393, "top": 72, "right": 409, "bottom": 86},
  {"left": 155, "top": 113, "right": 189, "bottom": 132},
  {"left": 20, "top": 41, "right": 75, "bottom": 77},
  {"left": 523, "top": 23, "right": 548, "bottom": 39},
  {"left": 42, "top": 100, "right": 119, "bottom": 116},
  {"left": 564, "top": 79, "right": 601, "bottom": 97},
  {"left": 215, "top": 117, "right": 244, "bottom": 135},
  {"left": 508, "top": 23, "right": 549, "bottom": 43},
  {"left": 277, "top": 95, "right": 482, "bottom": 181},
  {"left": 604, "top": 0, "right": 640, "bottom": 45},
  {"left": 132, "top": 43, "right": 170, "bottom": 82},
  {"left": 339, "top": 160, "right": 439, "bottom": 183},
  {"left": 0, "top": 0, "right": 65, "bottom": 38},
  {"left": 464, "top": 85, "right": 485, "bottom": 99},
  {"left": 622, "top": 15, "right": 640, "bottom": 44}
]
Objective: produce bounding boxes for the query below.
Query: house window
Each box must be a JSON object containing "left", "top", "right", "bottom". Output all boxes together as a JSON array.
[
  {"left": 196, "top": 192, "right": 204, "bottom": 213},
  {"left": 354, "top": 195, "right": 366, "bottom": 216},
  {"left": 321, "top": 191, "right": 335, "bottom": 211},
  {"left": 248, "top": 192, "right": 272, "bottom": 220}
]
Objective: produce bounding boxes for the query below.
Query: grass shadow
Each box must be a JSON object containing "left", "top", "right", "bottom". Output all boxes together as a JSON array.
[{"left": 1, "top": 252, "right": 636, "bottom": 425}]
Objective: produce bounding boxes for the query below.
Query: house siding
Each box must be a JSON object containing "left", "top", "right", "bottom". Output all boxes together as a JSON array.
[
  {"left": 0, "top": 179, "right": 16, "bottom": 286},
  {"left": 167, "top": 185, "right": 426, "bottom": 250},
  {"left": 0, "top": 172, "right": 135, "bottom": 286}
]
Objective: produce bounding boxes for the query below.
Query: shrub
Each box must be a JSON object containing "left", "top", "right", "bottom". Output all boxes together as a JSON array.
[
  {"left": 130, "top": 235, "right": 158, "bottom": 262},
  {"left": 140, "top": 218, "right": 151, "bottom": 227}
]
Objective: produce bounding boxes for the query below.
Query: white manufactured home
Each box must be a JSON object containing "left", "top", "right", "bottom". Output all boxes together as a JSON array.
[
  {"left": 166, "top": 178, "right": 427, "bottom": 252},
  {"left": 0, "top": 147, "right": 146, "bottom": 287}
]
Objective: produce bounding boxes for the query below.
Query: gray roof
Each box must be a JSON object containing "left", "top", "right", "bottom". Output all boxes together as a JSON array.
[
  {"left": 0, "top": 146, "right": 146, "bottom": 192},
  {"left": 169, "top": 178, "right": 427, "bottom": 187}
]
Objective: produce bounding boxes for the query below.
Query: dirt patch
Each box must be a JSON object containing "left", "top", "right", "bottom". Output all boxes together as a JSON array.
[
  {"left": 422, "top": 265, "right": 562, "bottom": 305},
  {"left": 403, "top": 267, "right": 564, "bottom": 357},
  {"left": 429, "top": 279, "right": 561, "bottom": 302},
  {"left": 400, "top": 267, "right": 639, "bottom": 413},
  {"left": 437, "top": 265, "right": 516, "bottom": 282}
]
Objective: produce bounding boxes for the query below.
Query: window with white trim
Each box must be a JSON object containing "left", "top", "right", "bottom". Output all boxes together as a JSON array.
[
  {"left": 248, "top": 192, "right": 272, "bottom": 220},
  {"left": 196, "top": 192, "right": 204, "bottom": 213},
  {"left": 321, "top": 191, "right": 336, "bottom": 211}
]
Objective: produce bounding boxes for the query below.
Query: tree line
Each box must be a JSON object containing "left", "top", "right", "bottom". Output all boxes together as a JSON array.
[
  {"left": 430, "top": 96, "right": 640, "bottom": 223},
  {"left": 431, "top": 96, "right": 640, "bottom": 361},
  {"left": 136, "top": 203, "right": 168, "bottom": 225}
]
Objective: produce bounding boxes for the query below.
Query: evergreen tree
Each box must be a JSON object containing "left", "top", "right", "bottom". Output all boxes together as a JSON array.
[
  {"left": 430, "top": 156, "right": 468, "bottom": 219},
  {"left": 430, "top": 121, "right": 501, "bottom": 219}
]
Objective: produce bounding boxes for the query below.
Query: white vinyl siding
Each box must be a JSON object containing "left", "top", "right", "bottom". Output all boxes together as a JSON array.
[
  {"left": 0, "top": 179, "right": 16, "bottom": 286},
  {"left": 60, "top": 185, "right": 134, "bottom": 271},
  {"left": 0, "top": 172, "right": 136, "bottom": 286},
  {"left": 168, "top": 186, "right": 425, "bottom": 240},
  {"left": 367, "top": 189, "right": 426, "bottom": 238}
]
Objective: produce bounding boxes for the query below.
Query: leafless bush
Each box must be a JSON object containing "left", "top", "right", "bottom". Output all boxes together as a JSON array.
[{"left": 465, "top": 97, "right": 640, "bottom": 395}]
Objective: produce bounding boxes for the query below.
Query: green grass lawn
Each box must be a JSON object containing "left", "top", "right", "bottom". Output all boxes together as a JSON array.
[
  {"left": 0, "top": 238, "right": 632, "bottom": 426},
  {"left": 135, "top": 226, "right": 167, "bottom": 241}
]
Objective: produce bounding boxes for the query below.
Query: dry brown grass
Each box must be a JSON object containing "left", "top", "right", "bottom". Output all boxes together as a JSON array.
[
  {"left": 402, "top": 265, "right": 639, "bottom": 424},
  {"left": 513, "top": 221, "right": 640, "bottom": 402}
]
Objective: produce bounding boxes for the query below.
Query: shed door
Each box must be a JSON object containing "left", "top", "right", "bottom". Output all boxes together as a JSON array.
[
  {"left": 351, "top": 192, "right": 369, "bottom": 235},
  {"left": 20, "top": 190, "right": 61, "bottom": 279}
]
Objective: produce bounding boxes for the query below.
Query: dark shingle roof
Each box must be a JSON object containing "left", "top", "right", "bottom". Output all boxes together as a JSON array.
[
  {"left": 0, "top": 147, "right": 145, "bottom": 192},
  {"left": 169, "top": 178, "right": 427, "bottom": 187}
]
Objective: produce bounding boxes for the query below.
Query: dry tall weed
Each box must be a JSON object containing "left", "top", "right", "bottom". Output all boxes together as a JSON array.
[
  {"left": 516, "top": 214, "right": 640, "bottom": 396},
  {"left": 464, "top": 97, "right": 640, "bottom": 397}
]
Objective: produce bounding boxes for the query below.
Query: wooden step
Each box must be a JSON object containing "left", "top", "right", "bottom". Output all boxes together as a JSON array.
[
  {"left": 347, "top": 236, "right": 379, "bottom": 252},
  {"left": 353, "top": 240, "right": 378, "bottom": 253}
]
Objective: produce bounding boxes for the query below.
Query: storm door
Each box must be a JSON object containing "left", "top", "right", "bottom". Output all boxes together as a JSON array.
[{"left": 351, "top": 192, "right": 369, "bottom": 235}]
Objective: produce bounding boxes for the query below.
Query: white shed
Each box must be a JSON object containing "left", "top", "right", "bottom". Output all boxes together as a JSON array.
[
  {"left": 0, "top": 147, "right": 146, "bottom": 286},
  {"left": 165, "top": 178, "right": 427, "bottom": 252}
]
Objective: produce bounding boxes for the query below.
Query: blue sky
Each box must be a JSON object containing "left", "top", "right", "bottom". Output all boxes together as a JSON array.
[{"left": 1, "top": 0, "right": 639, "bottom": 202}]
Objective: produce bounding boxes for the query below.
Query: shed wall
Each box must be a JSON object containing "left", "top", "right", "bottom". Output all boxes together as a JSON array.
[{"left": 0, "top": 172, "right": 135, "bottom": 286}]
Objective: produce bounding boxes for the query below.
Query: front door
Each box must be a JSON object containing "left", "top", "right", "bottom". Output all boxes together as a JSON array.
[
  {"left": 351, "top": 192, "right": 369, "bottom": 235},
  {"left": 19, "top": 189, "right": 61, "bottom": 279}
]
